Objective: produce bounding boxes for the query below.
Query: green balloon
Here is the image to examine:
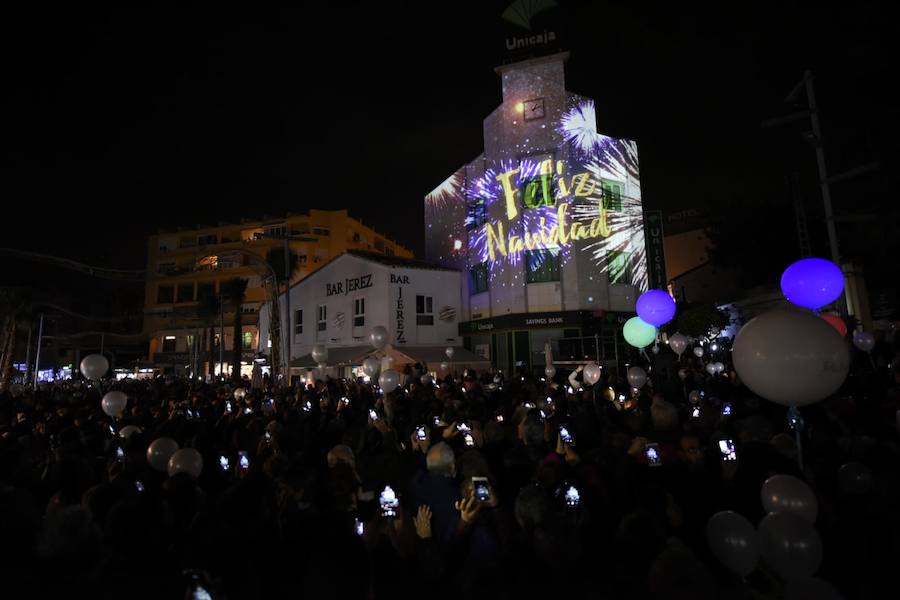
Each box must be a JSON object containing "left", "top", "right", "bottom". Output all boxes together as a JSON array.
[{"left": 624, "top": 316, "right": 657, "bottom": 348}]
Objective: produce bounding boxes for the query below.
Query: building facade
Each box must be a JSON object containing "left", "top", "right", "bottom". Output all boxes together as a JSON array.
[
  {"left": 258, "top": 251, "right": 481, "bottom": 381},
  {"left": 144, "top": 209, "right": 411, "bottom": 375},
  {"left": 424, "top": 52, "right": 648, "bottom": 374}
]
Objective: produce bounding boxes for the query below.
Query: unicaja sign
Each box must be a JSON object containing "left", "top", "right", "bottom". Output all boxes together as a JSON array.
[{"left": 502, "top": 0, "right": 559, "bottom": 52}]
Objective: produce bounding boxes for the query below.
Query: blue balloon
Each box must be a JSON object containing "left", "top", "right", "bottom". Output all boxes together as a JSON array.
[
  {"left": 636, "top": 289, "right": 676, "bottom": 326},
  {"left": 780, "top": 258, "right": 844, "bottom": 310}
]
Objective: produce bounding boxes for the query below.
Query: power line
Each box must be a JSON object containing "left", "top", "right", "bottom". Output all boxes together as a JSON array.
[{"left": 1, "top": 248, "right": 146, "bottom": 281}]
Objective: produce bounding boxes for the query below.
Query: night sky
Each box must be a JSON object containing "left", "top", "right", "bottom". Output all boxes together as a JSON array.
[{"left": 5, "top": 2, "right": 896, "bottom": 274}]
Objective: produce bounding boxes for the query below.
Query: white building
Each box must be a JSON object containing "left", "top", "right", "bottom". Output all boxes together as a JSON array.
[{"left": 258, "top": 250, "right": 486, "bottom": 381}]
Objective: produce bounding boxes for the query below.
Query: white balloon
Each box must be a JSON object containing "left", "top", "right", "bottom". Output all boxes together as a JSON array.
[
  {"left": 311, "top": 344, "right": 328, "bottom": 364},
  {"left": 234, "top": 388, "right": 246, "bottom": 400},
  {"left": 693, "top": 346, "right": 704, "bottom": 358},
  {"left": 761, "top": 474, "right": 818, "bottom": 523},
  {"left": 119, "top": 425, "right": 141, "bottom": 439},
  {"left": 852, "top": 331, "right": 875, "bottom": 352},
  {"left": 627, "top": 366, "right": 647, "bottom": 389},
  {"left": 706, "top": 362, "right": 717, "bottom": 375},
  {"left": 583, "top": 363, "right": 602, "bottom": 385},
  {"left": 362, "top": 357, "right": 380, "bottom": 378},
  {"left": 440, "top": 362, "right": 449, "bottom": 372},
  {"left": 101, "top": 391, "right": 127, "bottom": 417},
  {"left": 369, "top": 326, "right": 389, "bottom": 351},
  {"left": 669, "top": 333, "right": 688, "bottom": 356},
  {"left": 733, "top": 308, "right": 850, "bottom": 407},
  {"left": 445, "top": 346, "right": 455, "bottom": 359},
  {"left": 80, "top": 354, "right": 109, "bottom": 381},
  {"left": 167, "top": 448, "right": 203, "bottom": 478},
  {"left": 544, "top": 365, "right": 556, "bottom": 379},
  {"left": 714, "top": 362, "right": 725, "bottom": 374},
  {"left": 146, "top": 437, "right": 179, "bottom": 472},
  {"left": 378, "top": 369, "right": 400, "bottom": 393}
]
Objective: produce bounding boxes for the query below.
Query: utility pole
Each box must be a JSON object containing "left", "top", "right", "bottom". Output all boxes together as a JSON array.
[
  {"left": 802, "top": 70, "right": 840, "bottom": 265},
  {"left": 283, "top": 235, "right": 292, "bottom": 388}
]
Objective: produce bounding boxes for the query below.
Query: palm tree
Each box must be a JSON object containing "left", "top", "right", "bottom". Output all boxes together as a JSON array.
[
  {"left": 223, "top": 278, "right": 248, "bottom": 383},
  {"left": 196, "top": 287, "right": 220, "bottom": 378},
  {"left": 265, "top": 247, "right": 299, "bottom": 383}
]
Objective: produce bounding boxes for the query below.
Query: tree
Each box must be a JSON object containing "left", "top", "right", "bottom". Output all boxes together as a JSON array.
[
  {"left": 196, "top": 287, "right": 220, "bottom": 378},
  {"left": 223, "top": 278, "right": 248, "bottom": 383},
  {"left": 0, "top": 288, "right": 31, "bottom": 389},
  {"left": 265, "top": 247, "right": 299, "bottom": 384},
  {"left": 674, "top": 302, "right": 730, "bottom": 342}
]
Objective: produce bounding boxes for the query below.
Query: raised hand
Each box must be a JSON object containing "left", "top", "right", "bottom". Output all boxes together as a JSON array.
[{"left": 414, "top": 505, "right": 433, "bottom": 539}]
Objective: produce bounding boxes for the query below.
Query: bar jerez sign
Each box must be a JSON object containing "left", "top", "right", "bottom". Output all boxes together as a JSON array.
[{"left": 326, "top": 274, "right": 373, "bottom": 297}]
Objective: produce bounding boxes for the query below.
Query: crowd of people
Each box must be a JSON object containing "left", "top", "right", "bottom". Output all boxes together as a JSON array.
[{"left": 1, "top": 342, "right": 899, "bottom": 599}]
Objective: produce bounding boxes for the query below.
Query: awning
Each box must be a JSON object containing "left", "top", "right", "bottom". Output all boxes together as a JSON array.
[
  {"left": 391, "top": 345, "right": 490, "bottom": 367},
  {"left": 289, "top": 345, "right": 373, "bottom": 369}
]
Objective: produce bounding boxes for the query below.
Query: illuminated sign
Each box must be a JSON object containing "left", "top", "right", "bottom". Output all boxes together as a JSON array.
[{"left": 326, "top": 274, "right": 373, "bottom": 297}]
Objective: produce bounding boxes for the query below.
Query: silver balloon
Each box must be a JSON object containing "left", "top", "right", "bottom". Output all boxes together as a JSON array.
[
  {"left": 233, "top": 388, "right": 246, "bottom": 401},
  {"left": 369, "top": 326, "right": 389, "bottom": 351},
  {"left": 146, "top": 437, "right": 179, "bottom": 472},
  {"left": 705, "top": 362, "right": 717, "bottom": 375},
  {"left": 688, "top": 390, "right": 701, "bottom": 404},
  {"left": 627, "top": 366, "right": 647, "bottom": 389},
  {"left": 706, "top": 511, "right": 760, "bottom": 577},
  {"left": 583, "top": 363, "right": 602, "bottom": 385},
  {"left": 758, "top": 512, "right": 823, "bottom": 580},
  {"left": 311, "top": 344, "right": 328, "bottom": 364},
  {"left": 362, "top": 357, "right": 380, "bottom": 378},
  {"left": 852, "top": 331, "right": 875, "bottom": 352},
  {"left": 80, "top": 354, "right": 109, "bottom": 381},
  {"left": 101, "top": 391, "right": 127, "bottom": 417},
  {"left": 440, "top": 362, "right": 449, "bottom": 372},
  {"left": 167, "top": 448, "right": 203, "bottom": 478},
  {"left": 714, "top": 362, "right": 725, "bottom": 374},
  {"left": 445, "top": 346, "right": 455, "bottom": 359},
  {"left": 693, "top": 346, "right": 704, "bottom": 358},
  {"left": 378, "top": 369, "right": 400, "bottom": 393},
  {"left": 669, "top": 333, "right": 688, "bottom": 356},
  {"left": 544, "top": 365, "right": 556, "bottom": 379},
  {"left": 732, "top": 308, "right": 850, "bottom": 407},
  {"left": 761, "top": 474, "right": 818, "bottom": 523},
  {"left": 119, "top": 425, "right": 141, "bottom": 439},
  {"left": 837, "top": 462, "right": 872, "bottom": 495},
  {"left": 784, "top": 577, "right": 845, "bottom": 600}
]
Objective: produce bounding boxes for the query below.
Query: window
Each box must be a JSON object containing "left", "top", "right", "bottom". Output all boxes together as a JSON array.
[
  {"left": 470, "top": 263, "right": 489, "bottom": 294},
  {"left": 197, "top": 234, "right": 218, "bottom": 246},
  {"left": 242, "top": 331, "right": 253, "bottom": 350},
  {"left": 374, "top": 238, "right": 385, "bottom": 252},
  {"left": 157, "top": 262, "right": 176, "bottom": 275},
  {"left": 608, "top": 250, "right": 631, "bottom": 284},
  {"left": 601, "top": 179, "right": 624, "bottom": 212},
  {"left": 416, "top": 295, "right": 434, "bottom": 326},
  {"left": 525, "top": 249, "right": 561, "bottom": 283},
  {"left": 294, "top": 309, "right": 303, "bottom": 335},
  {"left": 157, "top": 285, "right": 175, "bottom": 304},
  {"left": 266, "top": 224, "right": 287, "bottom": 238},
  {"left": 197, "top": 282, "right": 216, "bottom": 301},
  {"left": 298, "top": 254, "right": 308, "bottom": 265},
  {"left": 317, "top": 305, "right": 327, "bottom": 331},
  {"left": 162, "top": 336, "right": 176, "bottom": 353},
  {"left": 385, "top": 245, "right": 395, "bottom": 256},
  {"left": 352, "top": 231, "right": 361, "bottom": 242},
  {"left": 354, "top": 298, "right": 365, "bottom": 327},
  {"left": 177, "top": 283, "right": 195, "bottom": 303},
  {"left": 312, "top": 227, "right": 330, "bottom": 236},
  {"left": 466, "top": 198, "right": 488, "bottom": 229}
]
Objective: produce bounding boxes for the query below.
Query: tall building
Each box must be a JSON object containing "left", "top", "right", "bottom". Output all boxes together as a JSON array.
[
  {"left": 144, "top": 209, "right": 412, "bottom": 375},
  {"left": 424, "top": 51, "right": 648, "bottom": 374}
]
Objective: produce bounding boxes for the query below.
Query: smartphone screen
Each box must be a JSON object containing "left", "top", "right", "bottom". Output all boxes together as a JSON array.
[
  {"left": 463, "top": 432, "right": 475, "bottom": 447},
  {"left": 108, "top": 424, "right": 116, "bottom": 435},
  {"left": 238, "top": 451, "right": 249, "bottom": 470},
  {"left": 559, "top": 425, "right": 575, "bottom": 446},
  {"left": 646, "top": 443, "right": 662, "bottom": 467},
  {"left": 719, "top": 439, "right": 737, "bottom": 461},
  {"left": 415, "top": 426, "right": 427, "bottom": 441},
  {"left": 219, "top": 456, "right": 230, "bottom": 471},
  {"left": 368, "top": 408, "right": 379, "bottom": 421},
  {"left": 495, "top": 413, "right": 504, "bottom": 423},
  {"left": 721, "top": 402, "right": 732, "bottom": 416},
  {"left": 225, "top": 400, "right": 232, "bottom": 413},
  {"left": 691, "top": 406, "right": 701, "bottom": 418},
  {"left": 354, "top": 517, "right": 364, "bottom": 536},
  {"left": 265, "top": 431, "right": 271, "bottom": 442},
  {"left": 379, "top": 486, "right": 399, "bottom": 518},
  {"left": 564, "top": 485, "right": 581, "bottom": 507},
  {"left": 433, "top": 415, "right": 441, "bottom": 427},
  {"left": 115, "top": 446, "right": 125, "bottom": 462},
  {"left": 457, "top": 422, "right": 471, "bottom": 433},
  {"left": 473, "top": 477, "right": 491, "bottom": 502},
  {"left": 135, "top": 480, "right": 144, "bottom": 493}
]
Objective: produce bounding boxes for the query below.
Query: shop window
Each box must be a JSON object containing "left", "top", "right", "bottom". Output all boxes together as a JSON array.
[
  {"left": 354, "top": 298, "right": 365, "bottom": 327},
  {"left": 157, "top": 285, "right": 175, "bottom": 304},
  {"left": 470, "top": 263, "right": 489, "bottom": 294},
  {"left": 416, "top": 295, "right": 434, "bottom": 326},
  {"left": 525, "top": 249, "right": 560, "bottom": 283}
]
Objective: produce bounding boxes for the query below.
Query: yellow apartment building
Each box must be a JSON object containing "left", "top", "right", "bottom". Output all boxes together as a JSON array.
[{"left": 144, "top": 209, "right": 412, "bottom": 376}]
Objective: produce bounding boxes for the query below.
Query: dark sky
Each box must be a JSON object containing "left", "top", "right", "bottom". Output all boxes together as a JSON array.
[{"left": 5, "top": 1, "right": 896, "bottom": 272}]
